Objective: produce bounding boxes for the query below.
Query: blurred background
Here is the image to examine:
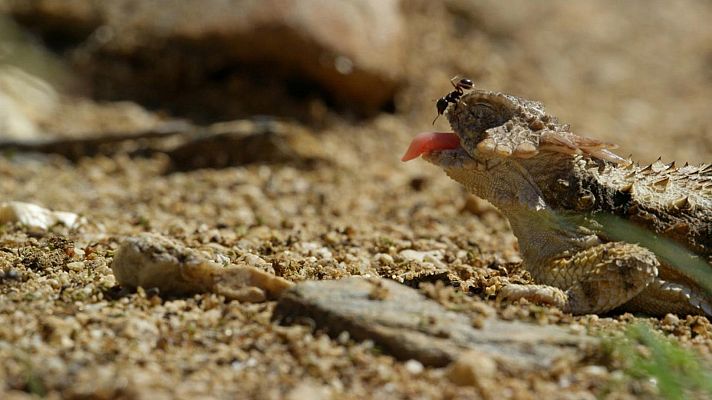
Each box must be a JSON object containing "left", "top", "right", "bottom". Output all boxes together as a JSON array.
[{"left": 1, "top": 0, "right": 712, "bottom": 163}]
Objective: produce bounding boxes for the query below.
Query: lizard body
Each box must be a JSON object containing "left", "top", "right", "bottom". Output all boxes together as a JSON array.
[{"left": 406, "top": 88, "right": 712, "bottom": 316}]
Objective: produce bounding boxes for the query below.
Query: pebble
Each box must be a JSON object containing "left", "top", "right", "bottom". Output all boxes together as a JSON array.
[
  {"left": 299, "top": 242, "right": 333, "bottom": 260},
  {"left": 373, "top": 253, "right": 394, "bottom": 265},
  {"left": 404, "top": 359, "right": 424, "bottom": 375},
  {"left": 111, "top": 233, "right": 292, "bottom": 302},
  {"left": 66, "top": 261, "right": 85, "bottom": 272},
  {"left": 286, "top": 382, "right": 332, "bottom": 400},
  {"left": 580, "top": 365, "right": 609, "bottom": 379},
  {"left": 446, "top": 350, "right": 497, "bottom": 389},
  {"left": 242, "top": 253, "right": 270, "bottom": 268},
  {"left": 398, "top": 249, "right": 445, "bottom": 268},
  {"left": 0, "top": 201, "right": 81, "bottom": 231},
  {"left": 662, "top": 313, "right": 680, "bottom": 326}
]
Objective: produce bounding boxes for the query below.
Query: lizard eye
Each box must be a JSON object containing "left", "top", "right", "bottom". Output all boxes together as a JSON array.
[
  {"left": 467, "top": 101, "right": 512, "bottom": 133},
  {"left": 448, "top": 93, "right": 517, "bottom": 146}
]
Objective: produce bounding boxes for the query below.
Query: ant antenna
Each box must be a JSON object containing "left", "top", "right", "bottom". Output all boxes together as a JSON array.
[{"left": 449, "top": 76, "right": 460, "bottom": 89}]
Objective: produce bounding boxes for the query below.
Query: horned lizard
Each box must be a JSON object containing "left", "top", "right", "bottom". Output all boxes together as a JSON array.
[{"left": 403, "top": 87, "right": 712, "bottom": 316}]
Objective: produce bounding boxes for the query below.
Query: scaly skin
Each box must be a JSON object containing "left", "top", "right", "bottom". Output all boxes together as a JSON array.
[{"left": 423, "top": 89, "right": 712, "bottom": 316}]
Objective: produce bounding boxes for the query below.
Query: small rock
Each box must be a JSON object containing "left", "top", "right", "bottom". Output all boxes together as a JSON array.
[
  {"left": 662, "top": 313, "right": 680, "bottom": 326},
  {"left": 111, "top": 233, "right": 216, "bottom": 295},
  {"left": 580, "top": 365, "right": 609, "bottom": 379},
  {"left": 409, "top": 176, "right": 428, "bottom": 192},
  {"left": 0, "top": 201, "right": 81, "bottom": 230},
  {"left": 404, "top": 359, "right": 424, "bottom": 375},
  {"left": 111, "top": 233, "right": 292, "bottom": 301},
  {"left": 286, "top": 382, "right": 331, "bottom": 400},
  {"left": 373, "top": 253, "right": 394, "bottom": 265},
  {"left": 447, "top": 349, "right": 497, "bottom": 389},
  {"left": 568, "top": 323, "right": 586, "bottom": 334},
  {"left": 66, "top": 261, "right": 85, "bottom": 272},
  {"left": 216, "top": 264, "right": 293, "bottom": 302},
  {"left": 241, "top": 253, "right": 269, "bottom": 269},
  {"left": 299, "top": 242, "right": 333, "bottom": 260},
  {"left": 399, "top": 249, "right": 445, "bottom": 268},
  {"left": 212, "top": 253, "right": 231, "bottom": 266},
  {"left": 0, "top": 268, "right": 21, "bottom": 281}
]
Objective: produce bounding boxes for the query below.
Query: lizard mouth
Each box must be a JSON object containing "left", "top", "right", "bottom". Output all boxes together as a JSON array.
[{"left": 401, "top": 131, "right": 463, "bottom": 162}]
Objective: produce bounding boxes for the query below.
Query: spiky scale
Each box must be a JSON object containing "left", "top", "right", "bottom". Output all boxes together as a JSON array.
[
  {"left": 652, "top": 157, "right": 665, "bottom": 171},
  {"left": 671, "top": 196, "right": 690, "bottom": 210},
  {"left": 577, "top": 194, "right": 595, "bottom": 209},
  {"left": 652, "top": 177, "right": 670, "bottom": 191},
  {"left": 665, "top": 222, "right": 690, "bottom": 234},
  {"left": 620, "top": 183, "right": 634, "bottom": 193},
  {"left": 640, "top": 164, "right": 654, "bottom": 174}
]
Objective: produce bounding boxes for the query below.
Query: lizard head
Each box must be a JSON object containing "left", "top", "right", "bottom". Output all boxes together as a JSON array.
[
  {"left": 402, "top": 88, "right": 627, "bottom": 208},
  {"left": 443, "top": 89, "right": 626, "bottom": 163}
]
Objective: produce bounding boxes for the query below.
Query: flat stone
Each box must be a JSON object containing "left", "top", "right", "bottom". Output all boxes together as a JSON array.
[{"left": 274, "top": 277, "right": 596, "bottom": 369}]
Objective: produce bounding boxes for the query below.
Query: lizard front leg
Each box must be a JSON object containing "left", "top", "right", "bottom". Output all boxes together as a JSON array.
[{"left": 498, "top": 242, "right": 660, "bottom": 314}]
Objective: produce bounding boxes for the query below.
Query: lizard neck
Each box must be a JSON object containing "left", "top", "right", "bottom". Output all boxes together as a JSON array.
[
  {"left": 443, "top": 154, "right": 600, "bottom": 267},
  {"left": 502, "top": 205, "right": 599, "bottom": 271}
]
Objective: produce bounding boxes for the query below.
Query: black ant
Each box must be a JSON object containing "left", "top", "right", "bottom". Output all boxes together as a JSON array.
[{"left": 432, "top": 77, "right": 474, "bottom": 124}]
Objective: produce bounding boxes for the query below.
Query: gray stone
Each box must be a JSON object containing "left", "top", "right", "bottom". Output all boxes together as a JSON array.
[{"left": 274, "top": 277, "right": 596, "bottom": 369}]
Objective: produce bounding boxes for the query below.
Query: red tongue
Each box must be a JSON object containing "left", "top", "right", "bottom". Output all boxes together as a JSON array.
[{"left": 401, "top": 132, "right": 461, "bottom": 161}]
